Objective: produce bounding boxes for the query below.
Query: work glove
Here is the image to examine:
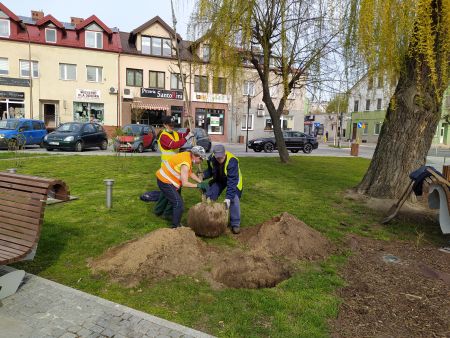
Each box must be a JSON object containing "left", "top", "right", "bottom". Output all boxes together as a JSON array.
[
  {"left": 197, "top": 181, "right": 209, "bottom": 192},
  {"left": 224, "top": 199, "right": 231, "bottom": 209}
]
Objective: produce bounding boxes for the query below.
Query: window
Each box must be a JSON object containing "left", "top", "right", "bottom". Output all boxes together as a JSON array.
[
  {"left": 0, "top": 19, "right": 10, "bottom": 38},
  {"left": 195, "top": 108, "right": 224, "bottom": 135},
  {"left": 265, "top": 118, "right": 273, "bottom": 130},
  {"left": 377, "top": 75, "right": 383, "bottom": 88},
  {"left": 365, "top": 99, "right": 370, "bottom": 111},
  {"left": 202, "top": 44, "right": 210, "bottom": 62},
  {"left": 170, "top": 73, "right": 184, "bottom": 90},
  {"left": 363, "top": 121, "right": 369, "bottom": 135},
  {"left": 269, "top": 86, "right": 278, "bottom": 98},
  {"left": 0, "top": 58, "right": 8, "bottom": 75},
  {"left": 142, "top": 36, "right": 172, "bottom": 56},
  {"left": 241, "top": 114, "right": 254, "bottom": 130},
  {"left": 59, "top": 63, "right": 76, "bottom": 80},
  {"left": 353, "top": 100, "right": 359, "bottom": 112},
  {"left": 126, "top": 68, "right": 143, "bottom": 87},
  {"left": 149, "top": 71, "right": 165, "bottom": 89},
  {"left": 86, "top": 66, "right": 102, "bottom": 82},
  {"left": 195, "top": 75, "right": 208, "bottom": 92},
  {"left": 367, "top": 76, "right": 373, "bottom": 90},
  {"left": 374, "top": 122, "right": 382, "bottom": 135},
  {"left": 142, "top": 36, "right": 151, "bottom": 54},
  {"left": 152, "top": 37, "right": 162, "bottom": 55},
  {"left": 243, "top": 81, "right": 255, "bottom": 96},
  {"left": 213, "top": 77, "right": 226, "bottom": 94},
  {"left": 377, "top": 98, "right": 382, "bottom": 110},
  {"left": 85, "top": 31, "right": 103, "bottom": 49},
  {"left": 32, "top": 121, "right": 44, "bottom": 130},
  {"left": 45, "top": 28, "right": 56, "bottom": 43},
  {"left": 162, "top": 39, "right": 172, "bottom": 57},
  {"left": 20, "top": 60, "right": 39, "bottom": 78}
]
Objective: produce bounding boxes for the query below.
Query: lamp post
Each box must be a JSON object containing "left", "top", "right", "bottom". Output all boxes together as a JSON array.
[
  {"left": 19, "top": 21, "right": 33, "bottom": 119},
  {"left": 245, "top": 94, "right": 251, "bottom": 152}
]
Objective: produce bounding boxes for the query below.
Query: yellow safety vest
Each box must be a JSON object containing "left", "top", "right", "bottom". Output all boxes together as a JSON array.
[
  {"left": 158, "top": 130, "right": 180, "bottom": 165},
  {"left": 224, "top": 151, "right": 243, "bottom": 191}
]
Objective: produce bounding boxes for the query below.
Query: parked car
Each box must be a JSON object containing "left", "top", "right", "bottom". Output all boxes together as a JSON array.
[
  {"left": 43, "top": 122, "right": 108, "bottom": 152},
  {"left": 113, "top": 124, "right": 156, "bottom": 153},
  {"left": 177, "top": 127, "right": 212, "bottom": 153},
  {"left": 248, "top": 131, "right": 319, "bottom": 153},
  {"left": 0, "top": 118, "right": 47, "bottom": 149}
]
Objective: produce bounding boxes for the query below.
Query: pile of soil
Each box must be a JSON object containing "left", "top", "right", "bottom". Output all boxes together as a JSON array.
[
  {"left": 89, "top": 227, "right": 206, "bottom": 287},
  {"left": 239, "top": 212, "right": 331, "bottom": 261},
  {"left": 90, "top": 212, "right": 332, "bottom": 289},
  {"left": 331, "top": 234, "right": 450, "bottom": 338}
]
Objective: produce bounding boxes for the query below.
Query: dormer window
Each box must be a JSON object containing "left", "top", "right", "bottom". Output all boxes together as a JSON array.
[
  {"left": 45, "top": 28, "right": 56, "bottom": 43},
  {"left": 141, "top": 36, "right": 172, "bottom": 57},
  {"left": 0, "top": 19, "right": 10, "bottom": 38},
  {"left": 202, "top": 45, "right": 210, "bottom": 62},
  {"left": 85, "top": 31, "right": 103, "bottom": 49}
]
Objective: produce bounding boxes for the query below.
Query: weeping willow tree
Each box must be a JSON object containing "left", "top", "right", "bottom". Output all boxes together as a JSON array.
[
  {"left": 192, "top": 0, "right": 344, "bottom": 162},
  {"left": 346, "top": 0, "right": 450, "bottom": 198}
]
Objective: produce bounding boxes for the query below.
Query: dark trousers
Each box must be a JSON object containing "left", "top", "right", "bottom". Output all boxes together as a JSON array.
[{"left": 157, "top": 179, "right": 184, "bottom": 228}]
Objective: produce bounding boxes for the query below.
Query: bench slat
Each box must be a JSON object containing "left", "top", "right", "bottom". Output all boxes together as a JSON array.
[
  {"left": 0, "top": 250, "right": 15, "bottom": 258},
  {"left": 0, "top": 222, "right": 38, "bottom": 236},
  {"left": 0, "top": 172, "right": 61, "bottom": 184},
  {"left": 0, "top": 187, "right": 46, "bottom": 203},
  {"left": 0, "top": 210, "right": 41, "bottom": 226},
  {"left": 0, "top": 243, "right": 25, "bottom": 255},
  {"left": 0, "top": 176, "right": 51, "bottom": 189},
  {"left": 0, "top": 203, "right": 43, "bottom": 219},
  {"left": 0, "top": 239, "right": 29, "bottom": 252},
  {"left": 0, "top": 228, "right": 36, "bottom": 243},
  {"left": 0, "top": 233, "right": 34, "bottom": 247},
  {"left": 0, "top": 181, "right": 48, "bottom": 195},
  {"left": 0, "top": 198, "right": 43, "bottom": 213},
  {"left": 0, "top": 216, "right": 41, "bottom": 231}
]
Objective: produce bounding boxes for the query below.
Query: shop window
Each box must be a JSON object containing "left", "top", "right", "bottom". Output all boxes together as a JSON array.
[
  {"left": 59, "top": 63, "right": 76, "bottom": 81},
  {"left": 149, "top": 71, "right": 165, "bottom": 89},
  {"left": 86, "top": 66, "right": 102, "bottom": 82},
  {"left": 85, "top": 31, "right": 103, "bottom": 49},
  {"left": 73, "top": 102, "right": 104, "bottom": 123},
  {"left": 0, "top": 19, "right": 9, "bottom": 38},
  {"left": 241, "top": 114, "right": 254, "bottom": 130},
  {"left": 194, "top": 75, "right": 209, "bottom": 92},
  {"left": 20, "top": 60, "right": 39, "bottom": 78},
  {"left": 45, "top": 28, "right": 56, "bottom": 43},
  {"left": 353, "top": 100, "right": 359, "bottom": 112},
  {"left": 0, "top": 58, "right": 8, "bottom": 76},
  {"left": 377, "top": 98, "right": 382, "bottom": 110},
  {"left": 195, "top": 108, "right": 224, "bottom": 135},
  {"left": 213, "top": 77, "right": 226, "bottom": 94},
  {"left": 365, "top": 99, "right": 370, "bottom": 111},
  {"left": 363, "top": 121, "right": 369, "bottom": 135},
  {"left": 171, "top": 73, "right": 184, "bottom": 90},
  {"left": 171, "top": 106, "right": 183, "bottom": 128},
  {"left": 374, "top": 122, "right": 382, "bottom": 135},
  {"left": 126, "top": 68, "right": 143, "bottom": 87},
  {"left": 243, "top": 81, "right": 255, "bottom": 96},
  {"left": 0, "top": 100, "right": 25, "bottom": 119}
]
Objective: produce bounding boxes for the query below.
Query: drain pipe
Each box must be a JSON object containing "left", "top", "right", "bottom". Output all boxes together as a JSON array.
[
  {"left": 6, "top": 168, "right": 17, "bottom": 173},
  {"left": 104, "top": 179, "right": 115, "bottom": 209}
]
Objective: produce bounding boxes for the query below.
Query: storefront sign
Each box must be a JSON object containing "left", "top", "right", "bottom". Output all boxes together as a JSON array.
[
  {"left": 194, "top": 93, "right": 228, "bottom": 103},
  {"left": 0, "top": 77, "right": 30, "bottom": 87},
  {"left": 0, "top": 91, "right": 25, "bottom": 99},
  {"left": 75, "top": 89, "right": 101, "bottom": 101},
  {"left": 141, "top": 88, "right": 183, "bottom": 100}
]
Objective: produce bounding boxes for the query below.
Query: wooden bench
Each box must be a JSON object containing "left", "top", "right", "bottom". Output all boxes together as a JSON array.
[{"left": 0, "top": 171, "right": 70, "bottom": 299}]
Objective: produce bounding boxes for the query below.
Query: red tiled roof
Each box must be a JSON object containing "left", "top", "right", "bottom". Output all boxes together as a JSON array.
[
  {"left": 35, "top": 14, "right": 65, "bottom": 30},
  {"left": 75, "top": 15, "right": 112, "bottom": 35},
  {"left": 0, "top": 2, "right": 20, "bottom": 22}
]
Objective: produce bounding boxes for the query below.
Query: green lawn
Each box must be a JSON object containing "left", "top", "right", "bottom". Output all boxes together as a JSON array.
[{"left": 0, "top": 155, "right": 440, "bottom": 337}]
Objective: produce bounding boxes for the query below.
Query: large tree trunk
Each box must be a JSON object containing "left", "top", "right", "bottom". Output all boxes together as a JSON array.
[
  {"left": 357, "top": 57, "right": 443, "bottom": 198},
  {"left": 269, "top": 110, "right": 290, "bottom": 162}
]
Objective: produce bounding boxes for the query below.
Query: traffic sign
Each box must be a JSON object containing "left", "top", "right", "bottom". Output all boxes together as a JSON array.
[
  {"left": 357, "top": 122, "right": 363, "bottom": 128},
  {"left": 314, "top": 122, "right": 321, "bottom": 127}
]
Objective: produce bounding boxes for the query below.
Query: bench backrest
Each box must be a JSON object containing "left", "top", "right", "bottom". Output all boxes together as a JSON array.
[{"left": 0, "top": 172, "right": 69, "bottom": 265}]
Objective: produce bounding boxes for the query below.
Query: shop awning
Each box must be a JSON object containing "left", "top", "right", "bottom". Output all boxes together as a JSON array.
[{"left": 131, "top": 102, "right": 169, "bottom": 110}]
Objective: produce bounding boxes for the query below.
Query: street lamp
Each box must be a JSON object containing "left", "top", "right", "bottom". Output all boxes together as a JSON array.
[
  {"left": 19, "top": 21, "right": 33, "bottom": 119},
  {"left": 245, "top": 94, "right": 251, "bottom": 152}
]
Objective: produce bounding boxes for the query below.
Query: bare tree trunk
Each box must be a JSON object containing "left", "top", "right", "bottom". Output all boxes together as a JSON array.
[
  {"left": 357, "top": 57, "right": 443, "bottom": 198},
  {"left": 267, "top": 108, "right": 290, "bottom": 162}
]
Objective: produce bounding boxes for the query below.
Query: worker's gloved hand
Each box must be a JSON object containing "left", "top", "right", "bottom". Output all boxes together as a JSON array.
[
  {"left": 186, "top": 131, "right": 195, "bottom": 140},
  {"left": 197, "top": 181, "right": 209, "bottom": 192},
  {"left": 224, "top": 199, "right": 231, "bottom": 209}
]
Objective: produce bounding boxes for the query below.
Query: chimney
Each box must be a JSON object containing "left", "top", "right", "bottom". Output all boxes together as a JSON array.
[
  {"left": 71, "top": 17, "right": 84, "bottom": 26},
  {"left": 31, "top": 10, "right": 44, "bottom": 21}
]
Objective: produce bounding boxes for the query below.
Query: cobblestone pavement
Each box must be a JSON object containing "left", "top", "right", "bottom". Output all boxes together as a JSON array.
[{"left": 0, "top": 272, "right": 214, "bottom": 338}]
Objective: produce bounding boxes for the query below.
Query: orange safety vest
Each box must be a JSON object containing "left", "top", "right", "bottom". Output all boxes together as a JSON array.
[{"left": 156, "top": 151, "right": 192, "bottom": 189}]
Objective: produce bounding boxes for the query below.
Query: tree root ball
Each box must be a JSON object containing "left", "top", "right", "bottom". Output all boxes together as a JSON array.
[{"left": 187, "top": 200, "right": 228, "bottom": 237}]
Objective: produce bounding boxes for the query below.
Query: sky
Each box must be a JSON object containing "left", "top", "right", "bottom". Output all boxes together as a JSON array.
[{"left": 2, "top": 0, "right": 196, "bottom": 37}]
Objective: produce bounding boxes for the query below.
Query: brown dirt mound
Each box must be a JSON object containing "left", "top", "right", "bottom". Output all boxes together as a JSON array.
[
  {"left": 187, "top": 200, "right": 228, "bottom": 237},
  {"left": 331, "top": 234, "right": 450, "bottom": 338},
  {"left": 239, "top": 212, "right": 331, "bottom": 261},
  {"left": 89, "top": 227, "right": 206, "bottom": 287}
]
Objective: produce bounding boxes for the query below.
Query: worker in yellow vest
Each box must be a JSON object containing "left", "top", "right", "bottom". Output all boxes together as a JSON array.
[
  {"left": 156, "top": 146, "right": 207, "bottom": 228},
  {"left": 154, "top": 115, "right": 193, "bottom": 218}
]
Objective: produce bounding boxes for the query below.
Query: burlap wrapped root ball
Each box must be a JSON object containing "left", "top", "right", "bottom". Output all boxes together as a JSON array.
[{"left": 188, "top": 199, "right": 228, "bottom": 237}]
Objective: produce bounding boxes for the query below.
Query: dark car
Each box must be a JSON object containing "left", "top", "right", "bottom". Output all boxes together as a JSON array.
[
  {"left": 43, "top": 122, "right": 108, "bottom": 152},
  {"left": 248, "top": 131, "right": 319, "bottom": 154},
  {"left": 177, "top": 127, "right": 212, "bottom": 152},
  {"left": 114, "top": 124, "right": 156, "bottom": 153},
  {"left": 0, "top": 118, "right": 47, "bottom": 149}
]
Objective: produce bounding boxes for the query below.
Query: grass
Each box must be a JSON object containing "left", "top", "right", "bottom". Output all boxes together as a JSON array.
[{"left": 0, "top": 154, "right": 442, "bottom": 337}]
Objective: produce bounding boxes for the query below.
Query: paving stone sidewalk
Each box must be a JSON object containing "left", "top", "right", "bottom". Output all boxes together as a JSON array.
[{"left": 0, "top": 272, "right": 215, "bottom": 338}]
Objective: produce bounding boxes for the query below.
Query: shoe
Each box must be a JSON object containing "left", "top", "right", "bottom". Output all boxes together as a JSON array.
[{"left": 231, "top": 227, "right": 240, "bottom": 234}]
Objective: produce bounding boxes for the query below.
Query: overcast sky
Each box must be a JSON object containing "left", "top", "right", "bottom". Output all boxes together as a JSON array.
[{"left": 2, "top": 0, "right": 195, "bottom": 37}]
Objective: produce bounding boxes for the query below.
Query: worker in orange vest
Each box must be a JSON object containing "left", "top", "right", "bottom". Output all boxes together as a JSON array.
[{"left": 156, "top": 146, "right": 207, "bottom": 228}]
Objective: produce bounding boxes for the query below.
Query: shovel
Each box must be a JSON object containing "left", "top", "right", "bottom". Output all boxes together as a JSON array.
[{"left": 381, "top": 180, "right": 415, "bottom": 224}]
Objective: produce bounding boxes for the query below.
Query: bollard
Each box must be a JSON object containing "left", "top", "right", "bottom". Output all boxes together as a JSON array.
[
  {"left": 6, "top": 168, "right": 17, "bottom": 174},
  {"left": 104, "top": 179, "right": 115, "bottom": 209}
]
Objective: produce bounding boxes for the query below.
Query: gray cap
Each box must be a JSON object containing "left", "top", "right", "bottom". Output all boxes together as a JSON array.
[
  {"left": 213, "top": 144, "right": 226, "bottom": 158},
  {"left": 190, "top": 145, "right": 207, "bottom": 159}
]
